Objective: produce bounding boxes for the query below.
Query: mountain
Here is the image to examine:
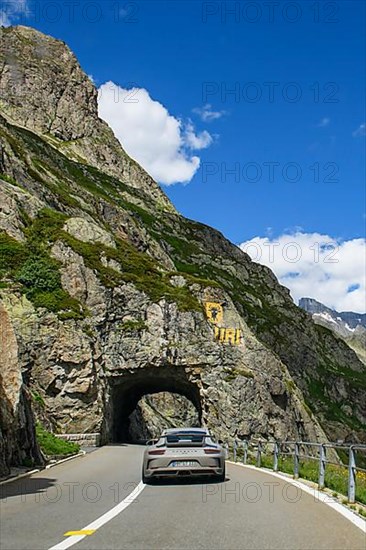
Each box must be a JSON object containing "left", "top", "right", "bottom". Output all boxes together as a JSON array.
[
  {"left": 0, "top": 26, "right": 365, "bottom": 475},
  {"left": 299, "top": 298, "right": 366, "bottom": 365}
]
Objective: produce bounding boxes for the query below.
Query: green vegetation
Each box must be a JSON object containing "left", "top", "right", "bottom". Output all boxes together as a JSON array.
[
  {"left": 120, "top": 319, "right": 147, "bottom": 332},
  {"left": 223, "top": 366, "right": 254, "bottom": 381},
  {"left": 259, "top": 454, "right": 366, "bottom": 505},
  {"left": 21, "top": 457, "right": 34, "bottom": 468},
  {"left": 306, "top": 375, "right": 365, "bottom": 432},
  {"left": 0, "top": 232, "right": 27, "bottom": 277},
  {"left": 122, "top": 201, "right": 157, "bottom": 227},
  {"left": 17, "top": 256, "right": 62, "bottom": 293},
  {"left": 60, "top": 231, "right": 202, "bottom": 311},
  {"left": 0, "top": 210, "right": 86, "bottom": 319},
  {"left": 229, "top": 447, "right": 366, "bottom": 505},
  {"left": 31, "top": 391, "right": 45, "bottom": 408},
  {"left": 0, "top": 206, "right": 203, "bottom": 313},
  {"left": 36, "top": 424, "right": 80, "bottom": 457},
  {"left": 0, "top": 173, "right": 20, "bottom": 186},
  {"left": 285, "top": 379, "right": 296, "bottom": 393}
]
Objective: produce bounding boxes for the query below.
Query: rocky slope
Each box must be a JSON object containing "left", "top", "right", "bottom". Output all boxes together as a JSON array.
[
  {"left": 0, "top": 26, "right": 365, "bottom": 474},
  {"left": 300, "top": 298, "right": 366, "bottom": 365}
]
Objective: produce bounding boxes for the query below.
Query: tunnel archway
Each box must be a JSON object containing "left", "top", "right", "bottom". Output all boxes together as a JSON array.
[{"left": 109, "top": 367, "right": 202, "bottom": 442}]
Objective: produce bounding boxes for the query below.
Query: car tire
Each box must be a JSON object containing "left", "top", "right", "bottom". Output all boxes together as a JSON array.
[
  {"left": 216, "top": 464, "right": 226, "bottom": 482},
  {"left": 142, "top": 467, "right": 149, "bottom": 484}
]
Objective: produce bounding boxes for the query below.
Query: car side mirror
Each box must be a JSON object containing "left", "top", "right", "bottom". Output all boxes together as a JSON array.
[{"left": 146, "top": 439, "right": 157, "bottom": 446}]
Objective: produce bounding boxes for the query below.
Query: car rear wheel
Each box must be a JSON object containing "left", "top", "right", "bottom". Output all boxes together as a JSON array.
[
  {"left": 142, "top": 467, "right": 149, "bottom": 484},
  {"left": 216, "top": 464, "right": 226, "bottom": 482}
]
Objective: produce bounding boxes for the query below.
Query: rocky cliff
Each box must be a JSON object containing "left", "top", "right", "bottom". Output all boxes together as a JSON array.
[{"left": 0, "top": 26, "right": 365, "bottom": 475}]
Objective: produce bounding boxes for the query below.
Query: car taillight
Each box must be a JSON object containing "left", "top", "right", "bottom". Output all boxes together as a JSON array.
[
  {"left": 148, "top": 449, "right": 166, "bottom": 455},
  {"left": 204, "top": 448, "right": 218, "bottom": 454}
]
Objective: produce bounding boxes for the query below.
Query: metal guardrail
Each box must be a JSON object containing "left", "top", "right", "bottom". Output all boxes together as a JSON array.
[{"left": 226, "top": 439, "right": 366, "bottom": 504}]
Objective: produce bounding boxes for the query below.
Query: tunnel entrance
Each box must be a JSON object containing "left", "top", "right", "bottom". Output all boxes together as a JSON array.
[{"left": 110, "top": 367, "right": 202, "bottom": 443}]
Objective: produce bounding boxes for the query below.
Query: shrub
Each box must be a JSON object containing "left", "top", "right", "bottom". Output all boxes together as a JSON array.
[
  {"left": 17, "top": 256, "right": 61, "bottom": 293},
  {"left": 0, "top": 232, "right": 26, "bottom": 275},
  {"left": 120, "top": 319, "right": 147, "bottom": 332}
]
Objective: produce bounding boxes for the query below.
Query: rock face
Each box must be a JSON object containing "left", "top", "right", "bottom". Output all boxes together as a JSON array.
[
  {"left": 128, "top": 393, "right": 200, "bottom": 442},
  {"left": 0, "top": 301, "right": 43, "bottom": 475},
  {"left": 0, "top": 26, "right": 365, "bottom": 473},
  {"left": 0, "top": 25, "right": 173, "bottom": 211}
]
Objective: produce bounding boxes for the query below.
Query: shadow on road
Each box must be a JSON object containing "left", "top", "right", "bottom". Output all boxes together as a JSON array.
[
  {"left": 144, "top": 476, "right": 229, "bottom": 486},
  {"left": 0, "top": 476, "right": 58, "bottom": 500}
]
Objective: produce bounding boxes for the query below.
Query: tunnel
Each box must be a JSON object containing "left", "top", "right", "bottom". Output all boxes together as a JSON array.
[{"left": 109, "top": 367, "right": 202, "bottom": 443}]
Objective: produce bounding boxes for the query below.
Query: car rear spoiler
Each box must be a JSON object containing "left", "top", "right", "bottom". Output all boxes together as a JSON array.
[{"left": 157, "top": 433, "right": 215, "bottom": 448}]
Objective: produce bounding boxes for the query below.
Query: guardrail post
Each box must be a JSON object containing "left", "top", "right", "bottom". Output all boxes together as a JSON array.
[
  {"left": 242, "top": 440, "right": 248, "bottom": 464},
  {"left": 273, "top": 441, "right": 279, "bottom": 472},
  {"left": 257, "top": 440, "right": 262, "bottom": 468},
  {"left": 294, "top": 442, "right": 300, "bottom": 479},
  {"left": 318, "top": 444, "right": 326, "bottom": 489},
  {"left": 233, "top": 439, "right": 238, "bottom": 462},
  {"left": 348, "top": 447, "right": 356, "bottom": 503}
]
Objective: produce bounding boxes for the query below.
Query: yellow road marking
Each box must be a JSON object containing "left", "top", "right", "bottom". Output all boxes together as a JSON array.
[{"left": 64, "top": 530, "right": 96, "bottom": 537}]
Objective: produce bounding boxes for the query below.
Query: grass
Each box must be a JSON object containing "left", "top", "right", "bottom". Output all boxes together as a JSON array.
[
  {"left": 229, "top": 446, "right": 366, "bottom": 504},
  {"left": 260, "top": 454, "right": 366, "bottom": 505},
  {"left": 31, "top": 391, "right": 45, "bottom": 408},
  {"left": 36, "top": 424, "right": 80, "bottom": 457},
  {"left": 120, "top": 319, "right": 147, "bottom": 332},
  {"left": 0, "top": 173, "right": 20, "bottom": 187}
]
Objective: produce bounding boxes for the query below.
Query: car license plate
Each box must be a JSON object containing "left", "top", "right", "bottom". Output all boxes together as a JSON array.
[{"left": 170, "top": 461, "right": 196, "bottom": 467}]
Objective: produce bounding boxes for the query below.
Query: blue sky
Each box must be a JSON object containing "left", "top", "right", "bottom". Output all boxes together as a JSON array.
[{"left": 2, "top": 0, "right": 366, "bottom": 311}]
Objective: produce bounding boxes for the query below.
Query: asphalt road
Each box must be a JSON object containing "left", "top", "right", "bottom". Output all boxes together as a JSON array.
[{"left": 0, "top": 445, "right": 365, "bottom": 550}]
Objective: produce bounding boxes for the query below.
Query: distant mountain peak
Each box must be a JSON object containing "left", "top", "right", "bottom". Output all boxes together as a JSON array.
[
  {"left": 299, "top": 297, "right": 366, "bottom": 330},
  {"left": 0, "top": 25, "right": 174, "bottom": 211},
  {"left": 299, "top": 297, "right": 366, "bottom": 364}
]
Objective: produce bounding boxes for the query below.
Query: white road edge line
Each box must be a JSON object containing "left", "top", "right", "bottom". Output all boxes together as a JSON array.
[
  {"left": 48, "top": 481, "right": 146, "bottom": 550},
  {"left": 228, "top": 461, "right": 366, "bottom": 533}
]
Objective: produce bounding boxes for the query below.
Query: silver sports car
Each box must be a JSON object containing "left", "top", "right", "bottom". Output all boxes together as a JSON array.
[{"left": 142, "top": 427, "right": 226, "bottom": 483}]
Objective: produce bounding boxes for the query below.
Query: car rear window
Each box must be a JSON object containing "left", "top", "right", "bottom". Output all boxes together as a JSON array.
[{"left": 166, "top": 433, "right": 205, "bottom": 444}]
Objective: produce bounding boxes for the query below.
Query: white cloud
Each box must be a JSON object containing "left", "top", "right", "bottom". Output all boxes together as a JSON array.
[
  {"left": 192, "top": 103, "right": 227, "bottom": 122},
  {"left": 0, "top": 10, "right": 10, "bottom": 26},
  {"left": 0, "top": 0, "right": 29, "bottom": 26},
  {"left": 239, "top": 232, "right": 366, "bottom": 313},
  {"left": 184, "top": 121, "right": 213, "bottom": 150},
  {"left": 98, "top": 82, "right": 213, "bottom": 185},
  {"left": 317, "top": 117, "right": 330, "bottom": 127},
  {"left": 352, "top": 123, "right": 366, "bottom": 137}
]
